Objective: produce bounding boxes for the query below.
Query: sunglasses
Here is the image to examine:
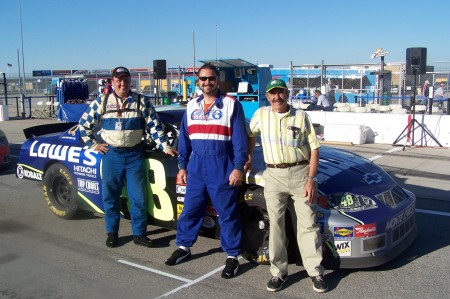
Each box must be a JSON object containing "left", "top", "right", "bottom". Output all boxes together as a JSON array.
[{"left": 198, "top": 76, "right": 217, "bottom": 82}]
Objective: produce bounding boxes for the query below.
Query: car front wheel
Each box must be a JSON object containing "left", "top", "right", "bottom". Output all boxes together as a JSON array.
[{"left": 43, "top": 163, "right": 78, "bottom": 219}]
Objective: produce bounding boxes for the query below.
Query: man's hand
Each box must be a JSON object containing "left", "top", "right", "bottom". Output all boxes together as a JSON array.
[
  {"left": 94, "top": 143, "right": 109, "bottom": 154},
  {"left": 177, "top": 169, "right": 187, "bottom": 184},
  {"left": 304, "top": 179, "right": 317, "bottom": 204},
  {"left": 229, "top": 169, "right": 243, "bottom": 187},
  {"left": 165, "top": 148, "right": 178, "bottom": 157},
  {"left": 243, "top": 154, "right": 252, "bottom": 172}
]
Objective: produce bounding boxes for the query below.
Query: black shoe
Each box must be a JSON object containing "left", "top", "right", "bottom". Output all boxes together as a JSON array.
[
  {"left": 266, "top": 274, "right": 288, "bottom": 292},
  {"left": 165, "top": 248, "right": 191, "bottom": 266},
  {"left": 311, "top": 274, "right": 328, "bottom": 293},
  {"left": 221, "top": 257, "right": 239, "bottom": 279},
  {"left": 106, "top": 232, "right": 118, "bottom": 248},
  {"left": 133, "top": 235, "right": 153, "bottom": 248}
]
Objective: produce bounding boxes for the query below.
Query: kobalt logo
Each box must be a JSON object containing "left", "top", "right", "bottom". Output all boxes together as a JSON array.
[
  {"left": 17, "top": 165, "right": 43, "bottom": 180},
  {"left": 16, "top": 165, "right": 24, "bottom": 178},
  {"left": 29, "top": 141, "right": 98, "bottom": 166}
]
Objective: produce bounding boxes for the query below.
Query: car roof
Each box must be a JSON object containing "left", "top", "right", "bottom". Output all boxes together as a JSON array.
[{"left": 155, "top": 104, "right": 186, "bottom": 123}]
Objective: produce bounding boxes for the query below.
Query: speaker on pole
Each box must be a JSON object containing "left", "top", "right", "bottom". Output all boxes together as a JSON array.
[
  {"left": 405, "top": 47, "right": 427, "bottom": 75},
  {"left": 153, "top": 59, "right": 167, "bottom": 79}
]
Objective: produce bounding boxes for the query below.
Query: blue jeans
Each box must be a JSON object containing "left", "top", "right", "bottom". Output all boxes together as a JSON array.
[{"left": 101, "top": 145, "right": 147, "bottom": 236}]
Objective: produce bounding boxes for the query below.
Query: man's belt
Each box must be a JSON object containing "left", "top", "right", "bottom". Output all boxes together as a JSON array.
[{"left": 266, "top": 161, "right": 308, "bottom": 168}]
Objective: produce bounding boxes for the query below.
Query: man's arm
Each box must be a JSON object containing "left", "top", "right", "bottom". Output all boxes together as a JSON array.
[
  {"left": 79, "top": 96, "right": 102, "bottom": 149},
  {"left": 142, "top": 96, "right": 177, "bottom": 156}
]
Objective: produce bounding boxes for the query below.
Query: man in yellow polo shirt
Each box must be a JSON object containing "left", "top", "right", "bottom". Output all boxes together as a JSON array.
[{"left": 247, "top": 79, "right": 328, "bottom": 293}]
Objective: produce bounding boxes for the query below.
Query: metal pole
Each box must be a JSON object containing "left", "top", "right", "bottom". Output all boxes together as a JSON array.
[
  {"left": 380, "top": 56, "right": 384, "bottom": 101},
  {"left": 19, "top": 0, "right": 26, "bottom": 96},
  {"left": 2, "top": 72, "right": 8, "bottom": 105},
  {"left": 289, "top": 61, "right": 293, "bottom": 96}
]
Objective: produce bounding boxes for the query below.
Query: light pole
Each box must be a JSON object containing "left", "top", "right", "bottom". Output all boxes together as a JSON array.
[
  {"left": 370, "top": 48, "right": 390, "bottom": 104},
  {"left": 19, "top": 0, "right": 26, "bottom": 96},
  {"left": 215, "top": 25, "right": 218, "bottom": 61}
]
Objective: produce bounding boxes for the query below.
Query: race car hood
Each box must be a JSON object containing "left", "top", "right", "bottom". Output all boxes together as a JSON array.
[{"left": 245, "top": 144, "right": 396, "bottom": 198}]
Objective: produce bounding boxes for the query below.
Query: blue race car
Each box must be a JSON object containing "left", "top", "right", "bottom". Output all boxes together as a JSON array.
[{"left": 16, "top": 105, "right": 416, "bottom": 269}]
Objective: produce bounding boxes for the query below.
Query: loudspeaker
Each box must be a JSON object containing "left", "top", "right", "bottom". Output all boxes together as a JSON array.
[
  {"left": 406, "top": 47, "right": 427, "bottom": 75},
  {"left": 153, "top": 60, "right": 166, "bottom": 79}
]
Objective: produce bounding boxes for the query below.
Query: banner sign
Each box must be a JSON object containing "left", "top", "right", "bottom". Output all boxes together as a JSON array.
[{"left": 32, "top": 70, "right": 51, "bottom": 77}]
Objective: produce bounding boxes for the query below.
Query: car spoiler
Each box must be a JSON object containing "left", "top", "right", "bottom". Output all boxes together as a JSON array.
[{"left": 23, "top": 122, "right": 78, "bottom": 139}]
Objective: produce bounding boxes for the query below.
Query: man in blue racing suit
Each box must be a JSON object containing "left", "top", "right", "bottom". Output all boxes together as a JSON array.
[{"left": 165, "top": 63, "right": 248, "bottom": 279}]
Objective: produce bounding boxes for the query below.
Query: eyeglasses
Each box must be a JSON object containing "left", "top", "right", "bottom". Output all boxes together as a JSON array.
[{"left": 198, "top": 76, "right": 217, "bottom": 82}]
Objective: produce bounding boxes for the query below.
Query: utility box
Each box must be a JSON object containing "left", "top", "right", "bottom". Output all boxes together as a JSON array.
[
  {"left": 324, "top": 124, "right": 367, "bottom": 145},
  {"left": 0, "top": 104, "right": 9, "bottom": 121}
]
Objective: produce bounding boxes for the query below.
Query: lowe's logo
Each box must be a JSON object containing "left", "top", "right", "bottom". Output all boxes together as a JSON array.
[{"left": 29, "top": 141, "right": 98, "bottom": 166}]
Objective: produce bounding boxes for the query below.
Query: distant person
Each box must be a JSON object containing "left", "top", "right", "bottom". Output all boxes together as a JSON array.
[
  {"left": 79, "top": 66, "right": 177, "bottom": 248},
  {"left": 434, "top": 83, "right": 445, "bottom": 98},
  {"left": 246, "top": 79, "right": 328, "bottom": 293},
  {"left": 423, "top": 80, "right": 431, "bottom": 98},
  {"left": 326, "top": 79, "right": 336, "bottom": 105},
  {"left": 314, "top": 90, "right": 331, "bottom": 108},
  {"left": 165, "top": 63, "right": 248, "bottom": 279},
  {"left": 338, "top": 94, "right": 348, "bottom": 103}
]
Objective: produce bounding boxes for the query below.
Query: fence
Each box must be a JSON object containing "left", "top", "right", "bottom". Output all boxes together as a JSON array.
[{"left": 288, "top": 62, "right": 450, "bottom": 108}]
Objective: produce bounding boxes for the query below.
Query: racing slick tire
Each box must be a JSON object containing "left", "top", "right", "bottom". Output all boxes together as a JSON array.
[{"left": 43, "top": 163, "right": 79, "bottom": 219}]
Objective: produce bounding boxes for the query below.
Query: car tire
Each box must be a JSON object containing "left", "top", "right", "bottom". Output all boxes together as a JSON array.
[{"left": 43, "top": 163, "right": 78, "bottom": 219}]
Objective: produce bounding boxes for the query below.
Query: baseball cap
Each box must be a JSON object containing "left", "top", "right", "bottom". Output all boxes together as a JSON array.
[
  {"left": 112, "top": 66, "right": 130, "bottom": 78},
  {"left": 266, "top": 79, "right": 288, "bottom": 92}
]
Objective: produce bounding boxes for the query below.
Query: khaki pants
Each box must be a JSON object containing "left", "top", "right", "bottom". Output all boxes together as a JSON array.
[{"left": 263, "top": 165, "right": 324, "bottom": 277}]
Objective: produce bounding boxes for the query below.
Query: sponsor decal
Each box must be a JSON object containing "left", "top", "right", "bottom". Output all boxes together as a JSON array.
[
  {"left": 16, "top": 165, "right": 24, "bottom": 179},
  {"left": 73, "top": 165, "right": 98, "bottom": 178},
  {"left": 191, "top": 109, "right": 209, "bottom": 120},
  {"left": 362, "top": 172, "right": 383, "bottom": 184},
  {"left": 334, "top": 240, "right": 352, "bottom": 256},
  {"left": 202, "top": 216, "right": 215, "bottom": 228},
  {"left": 355, "top": 223, "right": 377, "bottom": 237},
  {"left": 17, "top": 165, "right": 43, "bottom": 180},
  {"left": 77, "top": 178, "right": 99, "bottom": 194},
  {"left": 334, "top": 226, "right": 354, "bottom": 239},
  {"left": 177, "top": 204, "right": 184, "bottom": 218},
  {"left": 190, "top": 109, "right": 223, "bottom": 121},
  {"left": 386, "top": 205, "right": 415, "bottom": 230},
  {"left": 210, "top": 110, "right": 223, "bottom": 120},
  {"left": 29, "top": 141, "right": 97, "bottom": 166},
  {"left": 176, "top": 184, "right": 186, "bottom": 195},
  {"left": 106, "top": 104, "right": 118, "bottom": 110},
  {"left": 177, "top": 196, "right": 184, "bottom": 203},
  {"left": 61, "top": 136, "right": 77, "bottom": 141},
  {"left": 205, "top": 205, "right": 218, "bottom": 217}
]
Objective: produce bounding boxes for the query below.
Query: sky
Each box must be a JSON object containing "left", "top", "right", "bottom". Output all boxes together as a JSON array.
[{"left": 1, "top": 0, "right": 449, "bottom": 74}]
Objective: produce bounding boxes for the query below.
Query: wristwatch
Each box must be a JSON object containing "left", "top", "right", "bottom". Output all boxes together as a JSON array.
[{"left": 306, "top": 175, "right": 317, "bottom": 182}]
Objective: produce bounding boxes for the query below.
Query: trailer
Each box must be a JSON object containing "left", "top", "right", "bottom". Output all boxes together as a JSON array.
[{"left": 199, "top": 59, "right": 273, "bottom": 119}]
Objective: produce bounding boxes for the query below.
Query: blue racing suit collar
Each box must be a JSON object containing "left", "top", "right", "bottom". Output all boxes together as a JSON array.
[{"left": 196, "top": 90, "right": 224, "bottom": 109}]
